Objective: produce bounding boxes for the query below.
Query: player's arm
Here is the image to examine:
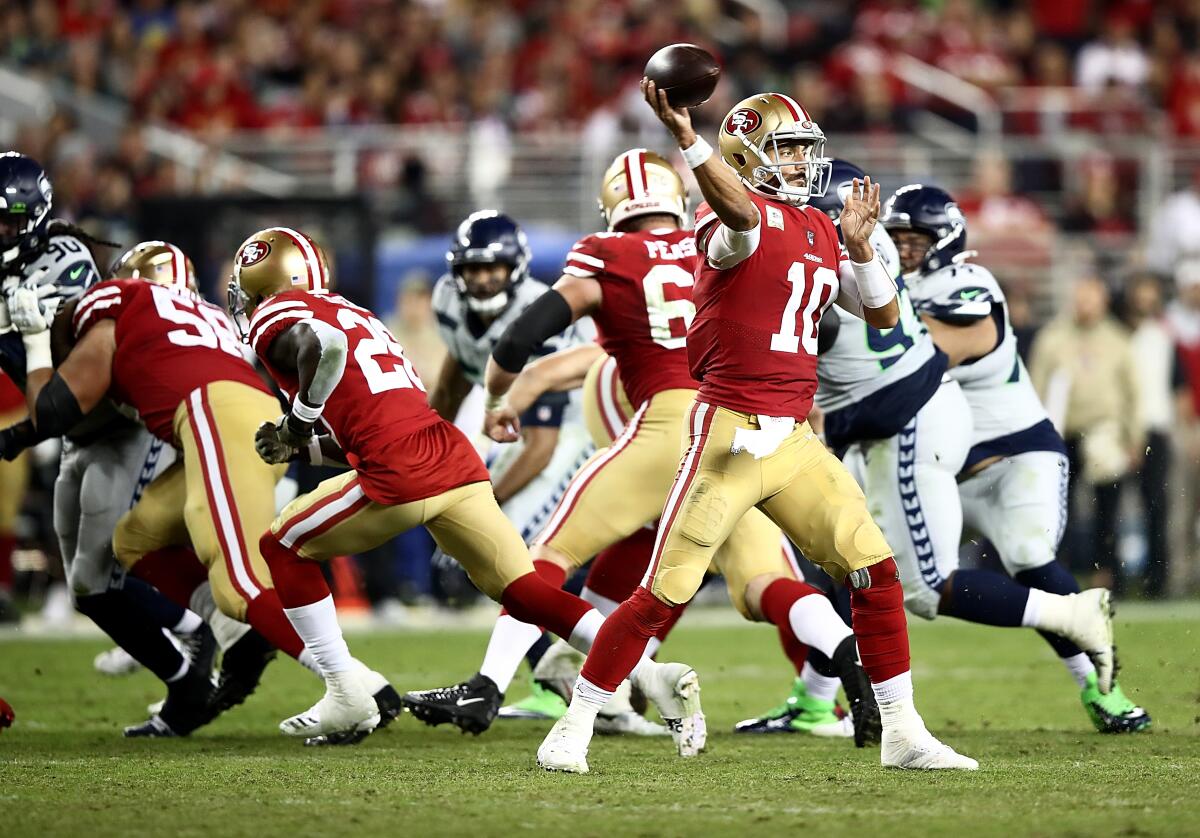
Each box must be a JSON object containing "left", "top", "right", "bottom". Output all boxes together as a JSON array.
[
  {"left": 483, "top": 275, "right": 600, "bottom": 440},
  {"left": 23, "top": 320, "right": 113, "bottom": 437},
  {"left": 485, "top": 343, "right": 604, "bottom": 443},
  {"left": 837, "top": 178, "right": 898, "bottom": 329},
  {"left": 643, "top": 79, "right": 757, "bottom": 233},
  {"left": 260, "top": 319, "right": 347, "bottom": 452},
  {"left": 919, "top": 311, "right": 1000, "bottom": 367},
  {"left": 491, "top": 423, "right": 559, "bottom": 505},
  {"left": 428, "top": 353, "right": 474, "bottom": 421}
]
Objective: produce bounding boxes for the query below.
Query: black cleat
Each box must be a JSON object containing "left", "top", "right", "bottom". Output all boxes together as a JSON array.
[
  {"left": 209, "top": 629, "right": 277, "bottom": 716},
  {"left": 831, "top": 636, "right": 881, "bottom": 748},
  {"left": 402, "top": 673, "right": 502, "bottom": 735},
  {"left": 177, "top": 621, "right": 217, "bottom": 679},
  {"left": 124, "top": 665, "right": 215, "bottom": 738}
]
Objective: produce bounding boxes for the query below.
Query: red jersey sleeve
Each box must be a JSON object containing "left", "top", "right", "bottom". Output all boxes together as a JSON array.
[
  {"left": 693, "top": 201, "right": 722, "bottom": 249},
  {"left": 247, "top": 293, "right": 316, "bottom": 358},
  {"left": 72, "top": 280, "right": 128, "bottom": 339},
  {"left": 562, "top": 234, "right": 609, "bottom": 279}
]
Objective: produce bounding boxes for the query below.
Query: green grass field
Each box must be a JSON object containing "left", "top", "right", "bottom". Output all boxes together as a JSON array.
[{"left": 3, "top": 605, "right": 1199, "bottom": 838}]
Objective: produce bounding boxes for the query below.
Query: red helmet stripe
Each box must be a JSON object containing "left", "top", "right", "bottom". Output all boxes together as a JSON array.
[
  {"left": 167, "top": 243, "right": 187, "bottom": 289},
  {"left": 772, "top": 93, "right": 804, "bottom": 122},
  {"left": 267, "top": 226, "right": 321, "bottom": 290},
  {"left": 623, "top": 149, "right": 648, "bottom": 200}
]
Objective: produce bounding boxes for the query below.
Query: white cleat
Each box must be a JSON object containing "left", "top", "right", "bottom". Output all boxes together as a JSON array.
[
  {"left": 94, "top": 646, "right": 142, "bottom": 676},
  {"left": 881, "top": 727, "right": 979, "bottom": 771},
  {"left": 537, "top": 710, "right": 593, "bottom": 774},
  {"left": 279, "top": 669, "right": 380, "bottom": 741},
  {"left": 632, "top": 661, "right": 706, "bottom": 757},
  {"left": 811, "top": 715, "right": 856, "bottom": 738},
  {"left": 1063, "top": 589, "right": 1115, "bottom": 693},
  {"left": 594, "top": 680, "right": 669, "bottom": 737}
]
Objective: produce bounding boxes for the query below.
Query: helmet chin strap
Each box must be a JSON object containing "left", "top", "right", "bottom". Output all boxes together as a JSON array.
[{"left": 465, "top": 290, "right": 509, "bottom": 316}]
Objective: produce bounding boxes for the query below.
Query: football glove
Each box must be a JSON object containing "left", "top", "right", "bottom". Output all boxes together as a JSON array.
[
  {"left": 0, "top": 420, "right": 38, "bottom": 462},
  {"left": 255, "top": 419, "right": 297, "bottom": 465},
  {"left": 5, "top": 280, "right": 61, "bottom": 335}
]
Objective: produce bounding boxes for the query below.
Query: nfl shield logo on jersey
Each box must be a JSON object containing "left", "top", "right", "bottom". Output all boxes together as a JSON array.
[{"left": 807, "top": 229, "right": 815, "bottom": 246}]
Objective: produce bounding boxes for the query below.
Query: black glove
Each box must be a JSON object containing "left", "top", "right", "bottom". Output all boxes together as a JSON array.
[{"left": 0, "top": 420, "right": 38, "bottom": 462}]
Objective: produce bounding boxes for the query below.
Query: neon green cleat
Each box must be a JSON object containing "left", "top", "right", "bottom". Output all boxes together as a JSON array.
[
  {"left": 497, "top": 678, "right": 567, "bottom": 721},
  {"left": 1081, "top": 673, "right": 1151, "bottom": 733},
  {"left": 734, "top": 678, "right": 852, "bottom": 737}
]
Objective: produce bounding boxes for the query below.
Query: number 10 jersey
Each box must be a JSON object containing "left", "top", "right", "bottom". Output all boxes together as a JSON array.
[{"left": 564, "top": 228, "right": 701, "bottom": 408}]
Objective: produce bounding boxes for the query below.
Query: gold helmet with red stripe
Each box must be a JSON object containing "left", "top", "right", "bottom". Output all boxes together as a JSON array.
[
  {"left": 598, "top": 148, "right": 687, "bottom": 231},
  {"left": 228, "top": 226, "right": 330, "bottom": 339},
  {"left": 111, "top": 240, "right": 197, "bottom": 293},
  {"left": 718, "top": 92, "right": 831, "bottom": 205}
]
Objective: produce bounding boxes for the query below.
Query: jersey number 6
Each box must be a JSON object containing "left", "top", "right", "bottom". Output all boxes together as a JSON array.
[{"left": 641, "top": 264, "right": 697, "bottom": 350}]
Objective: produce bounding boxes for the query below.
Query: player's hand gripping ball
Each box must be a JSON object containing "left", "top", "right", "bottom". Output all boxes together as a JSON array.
[{"left": 643, "top": 43, "right": 720, "bottom": 108}]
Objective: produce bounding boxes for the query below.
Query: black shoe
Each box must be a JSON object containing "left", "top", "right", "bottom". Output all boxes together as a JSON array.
[
  {"left": 209, "top": 629, "right": 277, "bottom": 715},
  {"left": 177, "top": 622, "right": 217, "bottom": 679},
  {"left": 831, "top": 636, "right": 881, "bottom": 748},
  {"left": 402, "top": 673, "right": 502, "bottom": 735},
  {"left": 124, "top": 665, "right": 215, "bottom": 738}
]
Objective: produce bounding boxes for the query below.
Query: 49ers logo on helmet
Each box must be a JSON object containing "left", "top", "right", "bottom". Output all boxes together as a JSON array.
[
  {"left": 724, "top": 108, "right": 762, "bottom": 135},
  {"left": 239, "top": 241, "right": 271, "bottom": 266}
]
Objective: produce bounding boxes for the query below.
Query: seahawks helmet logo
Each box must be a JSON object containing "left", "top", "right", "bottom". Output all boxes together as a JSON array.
[
  {"left": 724, "top": 108, "right": 762, "bottom": 135},
  {"left": 239, "top": 241, "right": 270, "bottom": 266}
]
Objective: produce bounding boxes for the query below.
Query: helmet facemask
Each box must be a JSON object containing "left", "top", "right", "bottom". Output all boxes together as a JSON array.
[
  {"left": 734, "top": 130, "right": 832, "bottom": 205},
  {"left": 226, "top": 279, "right": 254, "bottom": 342},
  {"left": 454, "top": 261, "right": 517, "bottom": 316}
]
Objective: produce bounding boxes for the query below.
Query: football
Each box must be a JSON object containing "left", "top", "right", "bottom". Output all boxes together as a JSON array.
[{"left": 644, "top": 43, "right": 720, "bottom": 108}]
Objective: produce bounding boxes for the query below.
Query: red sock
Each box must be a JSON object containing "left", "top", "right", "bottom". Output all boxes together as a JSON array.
[
  {"left": 500, "top": 570, "right": 592, "bottom": 641},
  {"left": 245, "top": 588, "right": 305, "bottom": 659},
  {"left": 580, "top": 586, "right": 677, "bottom": 691},
  {"left": 259, "top": 532, "right": 331, "bottom": 609},
  {"left": 498, "top": 559, "right": 567, "bottom": 621},
  {"left": 583, "top": 527, "right": 656, "bottom": 603},
  {"left": 654, "top": 597, "right": 687, "bottom": 643},
  {"left": 760, "top": 578, "right": 824, "bottom": 675},
  {"left": 846, "top": 558, "right": 910, "bottom": 683},
  {"left": 0, "top": 534, "right": 15, "bottom": 590},
  {"left": 129, "top": 546, "right": 208, "bottom": 608}
]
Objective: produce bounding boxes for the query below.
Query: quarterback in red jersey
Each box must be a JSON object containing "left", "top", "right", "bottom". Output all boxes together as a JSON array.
[
  {"left": 233, "top": 226, "right": 701, "bottom": 744},
  {"left": 533, "top": 83, "right": 977, "bottom": 772},
  {"left": 410, "top": 149, "right": 871, "bottom": 764}
]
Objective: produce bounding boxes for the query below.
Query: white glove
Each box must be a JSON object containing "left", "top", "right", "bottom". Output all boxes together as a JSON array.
[{"left": 6, "top": 283, "right": 59, "bottom": 335}]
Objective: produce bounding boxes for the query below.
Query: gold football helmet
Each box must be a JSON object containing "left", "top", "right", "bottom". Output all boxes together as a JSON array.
[
  {"left": 598, "top": 149, "right": 687, "bottom": 231},
  {"left": 111, "top": 240, "right": 197, "bottom": 293},
  {"left": 228, "top": 226, "right": 330, "bottom": 339},
  {"left": 718, "top": 93, "right": 831, "bottom": 204}
]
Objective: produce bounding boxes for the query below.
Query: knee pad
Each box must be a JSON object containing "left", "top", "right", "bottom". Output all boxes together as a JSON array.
[
  {"left": 997, "top": 534, "right": 1058, "bottom": 577},
  {"left": 650, "top": 553, "right": 706, "bottom": 609},
  {"left": 210, "top": 580, "right": 247, "bottom": 622},
  {"left": 679, "top": 477, "right": 727, "bottom": 547},
  {"left": 67, "top": 557, "right": 114, "bottom": 598}
]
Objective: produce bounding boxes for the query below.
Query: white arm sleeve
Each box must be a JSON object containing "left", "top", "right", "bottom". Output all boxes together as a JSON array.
[
  {"left": 834, "top": 263, "right": 865, "bottom": 320},
  {"left": 703, "top": 208, "right": 762, "bottom": 270},
  {"left": 306, "top": 318, "right": 348, "bottom": 406}
]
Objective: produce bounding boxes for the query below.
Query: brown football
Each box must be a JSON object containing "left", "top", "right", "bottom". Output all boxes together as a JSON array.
[{"left": 644, "top": 43, "right": 720, "bottom": 108}]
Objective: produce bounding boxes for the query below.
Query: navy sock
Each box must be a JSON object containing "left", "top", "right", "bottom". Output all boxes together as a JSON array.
[
  {"left": 1015, "top": 563, "right": 1084, "bottom": 659},
  {"left": 120, "top": 576, "right": 187, "bottom": 631},
  {"left": 524, "top": 632, "right": 552, "bottom": 670},
  {"left": 939, "top": 569, "right": 1029, "bottom": 627},
  {"left": 76, "top": 590, "right": 187, "bottom": 683}
]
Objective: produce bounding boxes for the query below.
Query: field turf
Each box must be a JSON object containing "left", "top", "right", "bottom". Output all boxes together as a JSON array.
[{"left": 2, "top": 604, "right": 1199, "bottom": 837}]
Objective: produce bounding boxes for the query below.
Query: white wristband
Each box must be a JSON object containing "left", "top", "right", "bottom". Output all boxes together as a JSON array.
[
  {"left": 484, "top": 392, "right": 506, "bottom": 412},
  {"left": 291, "top": 397, "right": 323, "bottom": 424},
  {"left": 680, "top": 137, "right": 713, "bottom": 169},
  {"left": 23, "top": 330, "right": 52, "bottom": 375},
  {"left": 850, "top": 254, "right": 898, "bottom": 309},
  {"left": 306, "top": 435, "right": 324, "bottom": 467}
]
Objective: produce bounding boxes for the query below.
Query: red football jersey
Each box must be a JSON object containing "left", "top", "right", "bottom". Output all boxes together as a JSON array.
[
  {"left": 0, "top": 371, "right": 24, "bottom": 414},
  {"left": 564, "top": 228, "right": 700, "bottom": 408},
  {"left": 72, "top": 279, "right": 271, "bottom": 441},
  {"left": 689, "top": 193, "right": 842, "bottom": 420},
  {"left": 248, "top": 289, "right": 487, "bottom": 505}
]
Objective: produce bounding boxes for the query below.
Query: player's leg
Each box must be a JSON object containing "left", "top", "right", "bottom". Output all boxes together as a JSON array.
[
  {"left": 963, "top": 452, "right": 1145, "bottom": 731},
  {"left": 760, "top": 425, "right": 976, "bottom": 770},
  {"left": 0, "top": 406, "right": 28, "bottom": 619},
  {"left": 442, "top": 393, "right": 688, "bottom": 729},
  {"left": 175, "top": 383, "right": 310, "bottom": 667},
  {"left": 542, "top": 403, "right": 762, "bottom": 771},
  {"left": 258, "top": 471, "right": 409, "bottom": 741}
]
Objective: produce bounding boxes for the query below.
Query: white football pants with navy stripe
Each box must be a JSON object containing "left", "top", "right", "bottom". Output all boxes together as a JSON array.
[
  {"left": 846, "top": 379, "right": 973, "bottom": 620},
  {"left": 487, "top": 423, "right": 595, "bottom": 545},
  {"left": 958, "top": 450, "right": 1069, "bottom": 576},
  {"left": 54, "top": 427, "right": 176, "bottom": 597}
]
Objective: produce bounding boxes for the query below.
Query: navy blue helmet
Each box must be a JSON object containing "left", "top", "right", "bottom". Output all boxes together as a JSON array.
[
  {"left": 808, "top": 159, "right": 868, "bottom": 234},
  {"left": 446, "top": 210, "right": 531, "bottom": 315},
  {"left": 0, "top": 152, "right": 53, "bottom": 270},
  {"left": 881, "top": 184, "right": 967, "bottom": 274}
]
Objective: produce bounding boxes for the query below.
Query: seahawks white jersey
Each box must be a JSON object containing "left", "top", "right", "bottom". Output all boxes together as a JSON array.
[
  {"left": 907, "top": 261, "right": 1064, "bottom": 468},
  {"left": 815, "top": 226, "right": 946, "bottom": 451}
]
